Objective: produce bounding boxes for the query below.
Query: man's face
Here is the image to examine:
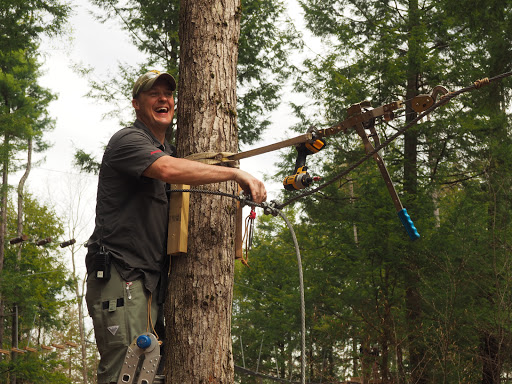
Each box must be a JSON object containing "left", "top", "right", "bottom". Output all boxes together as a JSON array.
[{"left": 132, "top": 78, "right": 175, "bottom": 132}]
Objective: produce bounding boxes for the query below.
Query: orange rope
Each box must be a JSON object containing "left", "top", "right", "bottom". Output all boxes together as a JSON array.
[{"left": 146, "top": 293, "right": 160, "bottom": 342}]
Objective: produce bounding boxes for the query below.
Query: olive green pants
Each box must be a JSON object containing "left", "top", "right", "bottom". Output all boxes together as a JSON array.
[{"left": 86, "top": 265, "right": 160, "bottom": 384}]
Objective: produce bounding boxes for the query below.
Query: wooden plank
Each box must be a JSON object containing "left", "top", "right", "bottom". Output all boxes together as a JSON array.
[
  {"left": 24, "top": 346, "right": 37, "bottom": 352},
  {"left": 167, "top": 184, "right": 190, "bottom": 256},
  {"left": 51, "top": 343, "right": 66, "bottom": 350},
  {"left": 65, "top": 341, "right": 79, "bottom": 348},
  {"left": 0, "top": 349, "right": 10, "bottom": 354},
  {"left": 228, "top": 133, "right": 313, "bottom": 161},
  {"left": 41, "top": 345, "right": 53, "bottom": 351}
]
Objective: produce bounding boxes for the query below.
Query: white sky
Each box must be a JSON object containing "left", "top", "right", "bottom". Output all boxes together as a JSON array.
[{"left": 13, "top": 0, "right": 311, "bottom": 279}]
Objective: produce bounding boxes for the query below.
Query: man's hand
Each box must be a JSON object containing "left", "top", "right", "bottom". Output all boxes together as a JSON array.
[{"left": 234, "top": 169, "right": 267, "bottom": 204}]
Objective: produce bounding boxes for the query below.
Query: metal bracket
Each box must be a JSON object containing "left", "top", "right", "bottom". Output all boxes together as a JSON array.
[
  {"left": 411, "top": 85, "right": 449, "bottom": 113},
  {"left": 117, "top": 333, "right": 162, "bottom": 384}
]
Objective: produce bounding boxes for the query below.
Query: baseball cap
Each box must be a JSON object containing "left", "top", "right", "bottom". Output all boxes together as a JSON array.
[{"left": 132, "top": 70, "right": 177, "bottom": 98}]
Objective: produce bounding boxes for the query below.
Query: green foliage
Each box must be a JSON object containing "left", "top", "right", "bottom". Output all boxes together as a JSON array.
[
  {"left": 0, "top": 194, "right": 75, "bottom": 382},
  {"left": 0, "top": 0, "right": 69, "bottom": 176},
  {"left": 0, "top": 352, "right": 71, "bottom": 384},
  {"left": 0, "top": 0, "right": 70, "bottom": 52},
  {"left": 2, "top": 195, "right": 74, "bottom": 332},
  {"left": 73, "top": 148, "right": 101, "bottom": 175}
]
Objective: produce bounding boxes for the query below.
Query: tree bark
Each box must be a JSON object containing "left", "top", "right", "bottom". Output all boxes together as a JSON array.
[{"left": 164, "top": 0, "right": 241, "bottom": 382}]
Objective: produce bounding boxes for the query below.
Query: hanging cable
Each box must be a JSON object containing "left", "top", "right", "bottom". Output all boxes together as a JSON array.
[{"left": 274, "top": 209, "right": 306, "bottom": 384}]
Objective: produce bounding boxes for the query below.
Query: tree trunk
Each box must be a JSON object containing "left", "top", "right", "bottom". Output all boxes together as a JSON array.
[
  {"left": 164, "top": 0, "right": 241, "bottom": 382},
  {"left": 481, "top": 332, "right": 501, "bottom": 384},
  {"left": 72, "top": 245, "right": 88, "bottom": 384}
]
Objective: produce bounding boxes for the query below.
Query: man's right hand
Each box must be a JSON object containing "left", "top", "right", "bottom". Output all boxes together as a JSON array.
[{"left": 234, "top": 169, "right": 267, "bottom": 204}]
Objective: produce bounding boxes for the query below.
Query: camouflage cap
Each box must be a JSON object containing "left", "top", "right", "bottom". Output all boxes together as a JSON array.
[{"left": 132, "top": 70, "right": 176, "bottom": 98}]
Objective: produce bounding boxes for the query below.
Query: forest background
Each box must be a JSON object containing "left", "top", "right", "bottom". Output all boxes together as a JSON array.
[{"left": 0, "top": 0, "right": 511, "bottom": 383}]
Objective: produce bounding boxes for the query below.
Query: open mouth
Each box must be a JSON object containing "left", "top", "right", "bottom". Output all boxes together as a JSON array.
[{"left": 155, "top": 107, "right": 169, "bottom": 114}]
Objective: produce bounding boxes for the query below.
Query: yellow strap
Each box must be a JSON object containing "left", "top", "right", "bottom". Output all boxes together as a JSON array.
[{"left": 185, "top": 152, "right": 238, "bottom": 167}]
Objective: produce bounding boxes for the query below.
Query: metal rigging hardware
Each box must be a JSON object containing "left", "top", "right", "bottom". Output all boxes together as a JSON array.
[
  {"left": 117, "top": 333, "right": 163, "bottom": 384},
  {"left": 276, "top": 88, "right": 449, "bottom": 241}
]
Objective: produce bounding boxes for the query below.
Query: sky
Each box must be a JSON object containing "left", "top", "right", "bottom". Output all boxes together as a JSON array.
[{"left": 16, "top": 0, "right": 308, "bottom": 279}]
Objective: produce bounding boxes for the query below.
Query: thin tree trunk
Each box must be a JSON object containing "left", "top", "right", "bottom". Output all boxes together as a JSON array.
[
  {"left": 165, "top": 0, "right": 241, "bottom": 382},
  {"left": 71, "top": 247, "right": 88, "bottom": 384},
  {"left": 9, "top": 137, "right": 32, "bottom": 384}
]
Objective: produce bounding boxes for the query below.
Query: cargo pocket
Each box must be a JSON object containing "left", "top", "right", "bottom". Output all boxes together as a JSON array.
[
  {"left": 101, "top": 296, "right": 128, "bottom": 348},
  {"left": 86, "top": 271, "right": 129, "bottom": 356}
]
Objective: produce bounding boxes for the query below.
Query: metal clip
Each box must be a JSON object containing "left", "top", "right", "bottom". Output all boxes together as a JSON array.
[
  {"left": 238, "top": 191, "right": 252, "bottom": 208},
  {"left": 261, "top": 200, "right": 279, "bottom": 217}
]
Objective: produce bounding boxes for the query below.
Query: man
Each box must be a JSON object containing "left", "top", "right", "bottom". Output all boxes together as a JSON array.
[{"left": 85, "top": 70, "right": 267, "bottom": 384}]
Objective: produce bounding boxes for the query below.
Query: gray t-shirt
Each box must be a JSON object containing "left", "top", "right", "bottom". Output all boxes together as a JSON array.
[{"left": 86, "top": 119, "right": 174, "bottom": 293}]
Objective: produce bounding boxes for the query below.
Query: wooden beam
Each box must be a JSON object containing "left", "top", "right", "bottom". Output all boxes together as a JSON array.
[{"left": 228, "top": 133, "right": 313, "bottom": 161}]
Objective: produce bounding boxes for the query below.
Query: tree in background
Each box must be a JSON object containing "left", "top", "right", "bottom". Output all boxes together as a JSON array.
[
  {"left": 440, "top": 1, "right": 512, "bottom": 382},
  {"left": 286, "top": 1, "right": 456, "bottom": 380},
  {"left": 0, "top": 195, "right": 74, "bottom": 383}
]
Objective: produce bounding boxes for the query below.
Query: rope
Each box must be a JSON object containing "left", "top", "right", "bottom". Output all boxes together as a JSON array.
[
  {"left": 277, "top": 71, "right": 512, "bottom": 209},
  {"left": 275, "top": 210, "right": 306, "bottom": 384}
]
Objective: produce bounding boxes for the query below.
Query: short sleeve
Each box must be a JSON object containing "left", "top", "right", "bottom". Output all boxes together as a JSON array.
[{"left": 104, "top": 128, "right": 168, "bottom": 178}]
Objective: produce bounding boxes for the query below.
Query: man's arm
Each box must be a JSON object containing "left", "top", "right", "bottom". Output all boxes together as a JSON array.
[{"left": 143, "top": 155, "right": 267, "bottom": 203}]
